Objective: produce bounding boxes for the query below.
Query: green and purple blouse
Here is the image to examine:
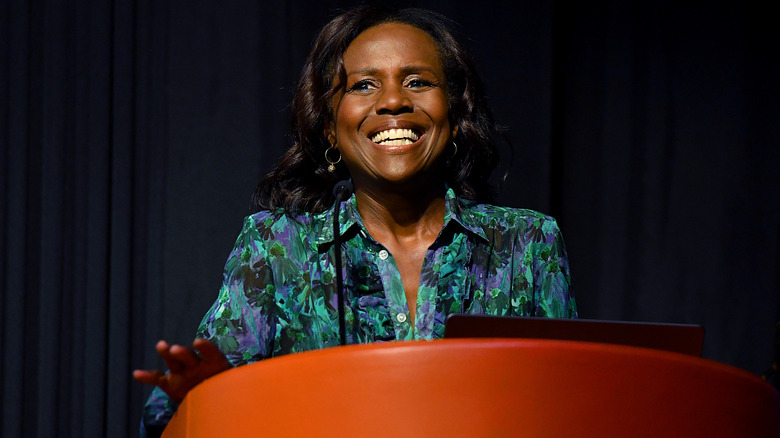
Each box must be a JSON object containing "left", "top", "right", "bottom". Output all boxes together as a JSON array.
[{"left": 141, "top": 188, "right": 576, "bottom": 435}]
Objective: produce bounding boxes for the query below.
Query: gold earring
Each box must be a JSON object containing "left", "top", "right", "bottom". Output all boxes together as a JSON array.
[{"left": 325, "top": 146, "right": 341, "bottom": 172}]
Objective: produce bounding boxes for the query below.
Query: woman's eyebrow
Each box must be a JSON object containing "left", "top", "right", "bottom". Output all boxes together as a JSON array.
[
  {"left": 399, "top": 65, "right": 439, "bottom": 75},
  {"left": 346, "top": 67, "right": 379, "bottom": 76},
  {"left": 346, "top": 65, "right": 440, "bottom": 76}
]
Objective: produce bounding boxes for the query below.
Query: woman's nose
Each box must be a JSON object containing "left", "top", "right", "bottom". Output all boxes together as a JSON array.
[{"left": 375, "top": 84, "right": 412, "bottom": 115}]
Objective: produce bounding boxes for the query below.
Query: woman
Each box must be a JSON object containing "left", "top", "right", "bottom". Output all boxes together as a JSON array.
[{"left": 135, "top": 5, "right": 576, "bottom": 436}]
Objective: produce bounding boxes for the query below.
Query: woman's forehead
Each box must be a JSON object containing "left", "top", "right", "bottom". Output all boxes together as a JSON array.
[{"left": 342, "top": 23, "right": 444, "bottom": 74}]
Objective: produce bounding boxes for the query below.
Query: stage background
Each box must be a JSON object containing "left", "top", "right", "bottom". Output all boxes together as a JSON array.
[{"left": 1, "top": 0, "right": 777, "bottom": 436}]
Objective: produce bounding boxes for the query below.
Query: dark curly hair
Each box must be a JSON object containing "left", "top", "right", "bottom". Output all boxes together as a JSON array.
[{"left": 253, "top": 5, "right": 502, "bottom": 213}]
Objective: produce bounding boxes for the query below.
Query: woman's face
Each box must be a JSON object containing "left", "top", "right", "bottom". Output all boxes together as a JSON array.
[{"left": 329, "top": 22, "right": 456, "bottom": 189}]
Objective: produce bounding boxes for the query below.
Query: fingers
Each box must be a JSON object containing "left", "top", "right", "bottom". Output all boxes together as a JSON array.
[
  {"left": 170, "top": 344, "right": 201, "bottom": 368},
  {"left": 156, "top": 340, "right": 200, "bottom": 373},
  {"left": 132, "top": 369, "right": 165, "bottom": 386},
  {"left": 143, "top": 338, "right": 229, "bottom": 380},
  {"left": 133, "top": 369, "right": 178, "bottom": 401},
  {"left": 136, "top": 338, "right": 231, "bottom": 402},
  {"left": 154, "top": 340, "right": 179, "bottom": 372},
  {"left": 193, "top": 338, "right": 231, "bottom": 371}
]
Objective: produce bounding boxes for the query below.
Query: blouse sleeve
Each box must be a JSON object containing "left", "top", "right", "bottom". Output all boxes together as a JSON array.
[
  {"left": 529, "top": 217, "right": 577, "bottom": 318},
  {"left": 195, "top": 214, "right": 278, "bottom": 365},
  {"left": 140, "top": 215, "right": 278, "bottom": 436}
]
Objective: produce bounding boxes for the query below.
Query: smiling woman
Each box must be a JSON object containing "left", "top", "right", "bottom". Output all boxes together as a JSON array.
[
  {"left": 133, "top": 5, "right": 577, "bottom": 437},
  {"left": 331, "top": 22, "right": 460, "bottom": 325},
  {"left": 332, "top": 23, "right": 455, "bottom": 191},
  {"left": 254, "top": 6, "right": 500, "bottom": 213}
]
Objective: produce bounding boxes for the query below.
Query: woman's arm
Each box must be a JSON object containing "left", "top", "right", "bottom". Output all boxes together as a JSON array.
[{"left": 136, "top": 213, "right": 279, "bottom": 436}]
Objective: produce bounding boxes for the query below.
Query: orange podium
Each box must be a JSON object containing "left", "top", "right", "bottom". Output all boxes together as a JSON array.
[{"left": 162, "top": 339, "right": 780, "bottom": 437}]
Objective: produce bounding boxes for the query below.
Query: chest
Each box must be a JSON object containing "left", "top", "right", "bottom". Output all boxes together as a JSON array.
[
  {"left": 335, "top": 231, "right": 519, "bottom": 337},
  {"left": 262, "top": 226, "right": 536, "bottom": 355}
]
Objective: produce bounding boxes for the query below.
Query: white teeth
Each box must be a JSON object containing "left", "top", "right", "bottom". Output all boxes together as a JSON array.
[
  {"left": 383, "top": 139, "right": 413, "bottom": 145},
  {"left": 370, "top": 128, "right": 420, "bottom": 144}
]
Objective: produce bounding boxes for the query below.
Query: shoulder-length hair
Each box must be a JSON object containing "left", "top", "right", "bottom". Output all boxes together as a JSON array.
[{"left": 253, "top": 5, "right": 502, "bottom": 213}]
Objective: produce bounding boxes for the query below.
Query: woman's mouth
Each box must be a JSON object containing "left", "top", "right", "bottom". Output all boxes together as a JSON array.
[{"left": 370, "top": 128, "right": 421, "bottom": 146}]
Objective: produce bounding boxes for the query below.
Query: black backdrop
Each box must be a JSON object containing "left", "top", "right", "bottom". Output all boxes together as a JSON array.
[{"left": 2, "top": 1, "right": 778, "bottom": 436}]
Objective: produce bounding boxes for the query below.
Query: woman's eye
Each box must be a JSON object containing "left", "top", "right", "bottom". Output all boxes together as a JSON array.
[
  {"left": 407, "top": 78, "right": 432, "bottom": 88},
  {"left": 349, "top": 80, "right": 375, "bottom": 92}
]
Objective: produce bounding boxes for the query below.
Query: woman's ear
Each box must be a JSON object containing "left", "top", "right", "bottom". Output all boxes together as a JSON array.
[
  {"left": 325, "top": 124, "right": 337, "bottom": 147},
  {"left": 451, "top": 125, "right": 459, "bottom": 140}
]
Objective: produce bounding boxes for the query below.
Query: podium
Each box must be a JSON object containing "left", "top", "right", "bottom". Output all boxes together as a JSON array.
[{"left": 163, "top": 339, "right": 780, "bottom": 437}]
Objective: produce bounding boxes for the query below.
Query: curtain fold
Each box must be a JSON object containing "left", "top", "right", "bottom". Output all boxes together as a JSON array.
[
  {"left": 554, "top": 2, "right": 779, "bottom": 372},
  {"left": 2, "top": 1, "right": 171, "bottom": 436}
]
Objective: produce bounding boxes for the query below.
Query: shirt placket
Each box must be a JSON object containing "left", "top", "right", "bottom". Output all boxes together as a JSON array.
[
  {"left": 422, "top": 229, "right": 471, "bottom": 338},
  {"left": 372, "top": 246, "right": 413, "bottom": 341}
]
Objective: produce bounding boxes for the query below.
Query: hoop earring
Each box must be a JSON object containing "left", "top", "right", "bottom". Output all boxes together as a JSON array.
[
  {"left": 325, "top": 146, "right": 341, "bottom": 172},
  {"left": 450, "top": 140, "right": 458, "bottom": 158}
]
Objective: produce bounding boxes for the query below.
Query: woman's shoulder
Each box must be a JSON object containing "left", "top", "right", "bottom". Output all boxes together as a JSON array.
[
  {"left": 243, "top": 208, "right": 323, "bottom": 230},
  {"left": 458, "top": 198, "right": 561, "bottom": 232},
  {"left": 227, "top": 209, "right": 327, "bottom": 263},
  {"left": 457, "top": 200, "right": 566, "bottom": 252},
  {"left": 232, "top": 208, "right": 324, "bottom": 247}
]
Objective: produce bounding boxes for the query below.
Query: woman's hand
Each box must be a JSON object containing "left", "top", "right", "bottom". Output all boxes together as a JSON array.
[{"left": 133, "top": 338, "right": 231, "bottom": 403}]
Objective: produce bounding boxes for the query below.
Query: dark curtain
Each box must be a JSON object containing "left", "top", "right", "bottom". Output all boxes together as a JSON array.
[
  {"left": 1, "top": 1, "right": 777, "bottom": 436},
  {"left": 553, "top": 2, "right": 779, "bottom": 372}
]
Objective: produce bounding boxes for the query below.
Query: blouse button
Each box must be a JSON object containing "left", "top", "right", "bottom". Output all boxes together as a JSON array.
[
  {"left": 396, "top": 313, "right": 407, "bottom": 323},
  {"left": 378, "top": 249, "right": 389, "bottom": 260}
]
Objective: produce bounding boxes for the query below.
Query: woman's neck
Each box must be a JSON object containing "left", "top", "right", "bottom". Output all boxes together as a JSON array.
[{"left": 353, "top": 181, "right": 446, "bottom": 245}]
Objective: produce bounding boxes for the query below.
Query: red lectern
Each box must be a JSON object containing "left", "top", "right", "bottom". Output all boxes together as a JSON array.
[{"left": 162, "top": 339, "right": 780, "bottom": 437}]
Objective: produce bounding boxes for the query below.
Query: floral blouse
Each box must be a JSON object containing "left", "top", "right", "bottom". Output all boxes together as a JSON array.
[{"left": 141, "top": 188, "right": 576, "bottom": 436}]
